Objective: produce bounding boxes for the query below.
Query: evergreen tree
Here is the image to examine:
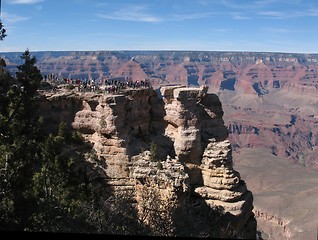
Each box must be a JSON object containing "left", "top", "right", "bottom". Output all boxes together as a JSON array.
[
  {"left": 0, "top": 0, "right": 7, "bottom": 40},
  {"left": 15, "top": 49, "right": 42, "bottom": 128},
  {"left": 0, "top": 21, "right": 6, "bottom": 40},
  {"left": 0, "top": 51, "right": 98, "bottom": 232},
  {"left": 0, "top": 50, "right": 43, "bottom": 230},
  {"left": 31, "top": 122, "right": 98, "bottom": 233},
  {"left": 149, "top": 141, "right": 159, "bottom": 162}
]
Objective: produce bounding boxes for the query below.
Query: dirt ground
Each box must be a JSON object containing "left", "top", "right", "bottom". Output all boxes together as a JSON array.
[{"left": 233, "top": 147, "right": 318, "bottom": 240}]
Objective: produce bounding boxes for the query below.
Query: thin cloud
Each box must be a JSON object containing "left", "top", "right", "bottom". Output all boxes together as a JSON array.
[
  {"left": 253, "top": 0, "right": 279, "bottom": 6},
  {"left": 307, "top": 9, "right": 318, "bottom": 16},
  {"left": 197, "top": 0, "right": 210, "bottom": 6},
  {"left": 263, "top": 27, "right": 291, "bottom": 33},
  {"left": 252, "top": 0, "right": 301, "bottom": 8},
  {"left": 231, "top": 12, "right": 251, "bottom": 20},
  {"left": 264, "top": 26, "right": 318, "bottom": 34},
  {"left": 170, "top": 11, "right": 216, "bottom": 21},
  {"left": 257, "top": 11, "right": 286, "bottom": 18},
  {"left": 2, "top": 12, "right": 29, "bottom": 23},
  {"left": 97, "top": 3, "right": 216, "bottom": 23},
  {"left": 218, "top": 0, "right": 263, "bottom": 10},
  {"left": 219, "top": 0, "right": 301, "bottom": 10},
  {"left": 97, "top": 5, "right": 163, "bottom": 23},
  {"left": 8, "top": 0, "right": 44, "bottom": 4},
  {"left": 257, "top": 9, "right": 318, "bottom": 19}
]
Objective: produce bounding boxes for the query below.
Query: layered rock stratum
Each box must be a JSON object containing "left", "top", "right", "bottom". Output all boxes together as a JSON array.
[{"left": 39, "top": 85, "right": 256, "bottom": 238}]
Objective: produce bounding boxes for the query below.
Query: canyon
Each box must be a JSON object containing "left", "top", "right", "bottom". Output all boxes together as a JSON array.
[{"left": 1, "top": 50, "right": 318, "bottom": 239}]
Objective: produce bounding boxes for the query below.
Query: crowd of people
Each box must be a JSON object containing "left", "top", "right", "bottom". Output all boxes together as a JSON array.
[{"left": 43, "top": 73, "right": 152, "bottom": 94}]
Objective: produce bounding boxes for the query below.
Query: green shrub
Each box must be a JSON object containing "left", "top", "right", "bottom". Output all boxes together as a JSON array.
[
  {"left": 157, "top": 162, "right": 163, "bottom": 170},
  {"left": 150, "top": 142, "right": 159, "bottom": 162},
  {"left": 66, "top": 84, "right": 75, "bottom": 90}
]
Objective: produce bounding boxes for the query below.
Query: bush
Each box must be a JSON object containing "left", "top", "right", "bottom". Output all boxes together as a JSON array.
[
  {"left": 157, "top": 162, "right": 163, "bottom": 170},
  {"left": 66, "top": 84, "right": 75, "bottom": 90},
  {"left": 150, "top": 142, "right": 159, "bottom": 162}
]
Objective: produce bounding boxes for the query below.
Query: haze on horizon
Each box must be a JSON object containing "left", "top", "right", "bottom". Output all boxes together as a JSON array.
[{"left": 0, "top": 0, "right": 317, "bottom": 54}]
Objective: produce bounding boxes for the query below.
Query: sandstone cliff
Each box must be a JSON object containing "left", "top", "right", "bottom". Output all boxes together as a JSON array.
[{"left": 39, "top": 85, "right": 256, "bottom": 238}]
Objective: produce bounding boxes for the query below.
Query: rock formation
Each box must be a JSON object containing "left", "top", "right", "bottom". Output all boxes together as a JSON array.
[{"left": 39, "top": 85, "right": 256, "bottom": 238}]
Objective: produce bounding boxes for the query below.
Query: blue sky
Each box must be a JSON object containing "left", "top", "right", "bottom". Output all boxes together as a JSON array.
[{"left": 0, "top": 0, "right": 317, "bottom": 53}]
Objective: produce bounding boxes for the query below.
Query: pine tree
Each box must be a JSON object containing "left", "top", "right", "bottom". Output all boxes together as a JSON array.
[
  {"left": 150, "top": 141, "right": 159, "bottom": 162},
  {"left": 0, "top": 0, "right": 7, "bottom": 40},
  {"left": 0, "top": 51, "right": 103, "bottom": 232},
  {"left": 0, "top": 50, "right": 43, "bottom": 230},
  {"left": 0, "top": 22, "right": 6, "bottom": 40}
]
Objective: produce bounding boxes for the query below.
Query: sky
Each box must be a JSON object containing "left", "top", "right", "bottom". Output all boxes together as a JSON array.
[{"left": 0, "top": 0, "right": 318, "bottom": 53}]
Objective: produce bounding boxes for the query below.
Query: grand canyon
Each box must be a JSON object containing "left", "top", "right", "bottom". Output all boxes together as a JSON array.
[{"left": 1, "top": 50, "right": 318, "bottom": 239}]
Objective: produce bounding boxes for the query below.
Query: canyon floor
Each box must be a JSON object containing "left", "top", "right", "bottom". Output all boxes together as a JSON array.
[
  {"left": 234, "top": 147, "right": 318, "bottom": 240},
  {"left": 218, "top": 89, "right": 318, "bottom": 239}
]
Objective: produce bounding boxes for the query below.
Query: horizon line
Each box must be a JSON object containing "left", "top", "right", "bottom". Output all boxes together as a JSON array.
[{"left": 0, "top": 49, "right": 318, "bottom": 55}]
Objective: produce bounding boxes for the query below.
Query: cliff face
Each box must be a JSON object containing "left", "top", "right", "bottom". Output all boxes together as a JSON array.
[{"left": 39, "top": 85, "right": 256, "bottom": 238}]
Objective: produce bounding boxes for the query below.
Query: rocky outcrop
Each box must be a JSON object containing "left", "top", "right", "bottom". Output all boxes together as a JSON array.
[
  {"left": 156, "top": 86, "right": 256, "bottom": 237},
  {"left": 196, "top": 140, "right": 251, "bottom": 212},
  {"left": 195, "top": 139, "right": 255, "bottom": 236},
  {"left": 39, "top": 85, "right": 256, "bottom": 238},
  {"left": 254, "top": 208, "right": 293, "bottom": 240},
  {"left": 130, "top": 151, "right": 189, "bottom": 192},
  {"left": 158, "top": 85, "right": 228, "bottom": 164}
]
